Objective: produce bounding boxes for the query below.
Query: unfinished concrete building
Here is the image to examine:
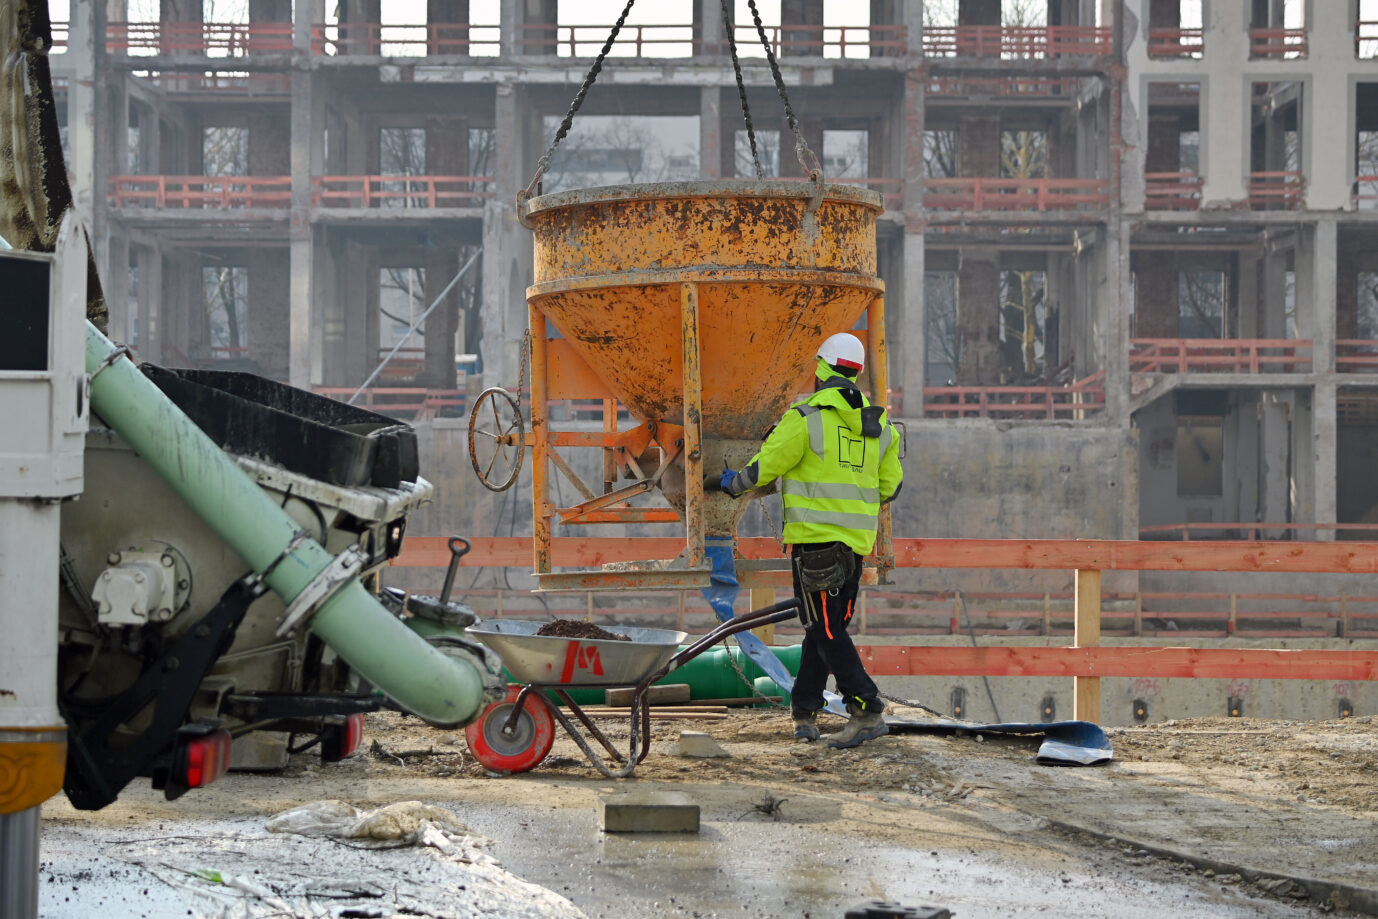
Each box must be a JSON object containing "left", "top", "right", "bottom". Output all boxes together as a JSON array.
[{"left": 50, "top": 1, "right": 1378, "bottom": 599}]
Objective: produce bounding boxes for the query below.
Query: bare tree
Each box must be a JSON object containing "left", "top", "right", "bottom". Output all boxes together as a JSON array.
[
  {"left": 923, "top": 129, "right": 958, "bottom": 178},
  {"left": 925, "top": 271, "right": 960, "bottom": 384},
  {"left": 997, "top": 128, "right": 1050, "bottom": 379}
]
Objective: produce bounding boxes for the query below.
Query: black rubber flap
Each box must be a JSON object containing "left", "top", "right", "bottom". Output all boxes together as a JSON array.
[{"left": 141, "top": 365, "right": 419, "bottom": 488}]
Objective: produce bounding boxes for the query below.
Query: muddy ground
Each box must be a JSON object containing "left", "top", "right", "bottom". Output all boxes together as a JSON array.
[{"left": 41, "top": 704, "right": 1378, "bottom": 918}]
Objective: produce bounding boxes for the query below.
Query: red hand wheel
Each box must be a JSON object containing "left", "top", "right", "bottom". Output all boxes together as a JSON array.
[{"left": 465, "top": 685, "right": 556, "bottom": 773}]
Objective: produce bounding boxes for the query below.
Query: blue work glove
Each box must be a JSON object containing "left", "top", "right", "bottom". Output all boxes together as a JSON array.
[{"left": 720, "top": 467, "right": 747, "bottom": 498}]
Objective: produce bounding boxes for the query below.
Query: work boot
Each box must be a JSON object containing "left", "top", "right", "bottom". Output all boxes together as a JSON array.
[
  {"left": 792, "top": 710, "right": 820, "bottom": 742},
  {"left": 826, "top": 703, "right": 888, "bottom": 749}
]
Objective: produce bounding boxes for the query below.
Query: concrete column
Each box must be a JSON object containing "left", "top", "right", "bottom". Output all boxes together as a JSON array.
[
  {"left": 1257, "top": 393, "right": 1292, "bottom": 537},
  {"left": 1305, "top": 0, "right": 1354, "bottom": 211},
  {"left": 519, "top": 0, "right": 556, "bottom": 55},
  {"left": 499, "top": 0, "right": 519, "bottom": 57},
  {"left": 1312, "top": 382, "right": 1339, "bottom": 539},
  {"left": 137, "top": 245, "right": 162, "bottom": 361},
  {"left": 105, "top": 234, "right": 130, "bottom": 344},
  {"left": 343, "top": 239, "right": 371, "bottom": 383},
  {"left": 957, "top": 250, "right": 1001, "bottom": 385},
  {"left": 481, "top": 82, "right": 533, "bottom": 384},
  {"left": 1200, "top": 0, "right": 1249, "bottom": 206},
  {"left": 901, "top": 0, "right": 924, "bottom": 55},
  {"left": 695, "top": 0, "right": 724, "bottom": 57},
  {"left": 700, "top": 87, "right": 722, "bottom": 179},
  {"left": 288, "top": 29, "right": 313, "bottom": 386},
  {"left": 900, "top": 232, "right": 925, "bottom": 416},
  {"left": 1311, "top": 218, "right": 1338, "bottom": 374},
  {"left": 1103, "top": 220, "right": 1130, "bottom": 422},
  {"left": 1259, "top": 235, "right": 1289, "bottom": 339}
]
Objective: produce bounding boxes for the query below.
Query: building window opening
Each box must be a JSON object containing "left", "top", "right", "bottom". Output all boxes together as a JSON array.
[
  {"left": 925, "top": 270, "right": 959, "bottom": 385},
  {"left": 203, "top": 265, "right": 248, "bottom": 363},
  {"left": 559, "top": 0, "right": 693, "bottom": 58},
  {"left": 1360, "top": 0, "right": 1378, "bottom": 58},
  {"left": 823, "top": 2, "right": 870, "bottom": 59},
  {"left": 1355, "top": 85, "right": 1378, "bottom": 207},
  {"left": 540, "top": 115, "right": 699, "bottom": 192},
  {"left": 1175, "top": 391, "right": 1227, "bottom": 498},
  {"left": 1148, "top": 0, "right": 1204, "bottom": 58},
  {"left": 379, "top": 267, "right": 426, "bottom": 352},
  {"left": 380, "top": 1, "right": 428, "bottom": 57},
  {"left": 1358, "top": 273, "right": 1378, "bottom": 340},
  {"left": 822, "top": 130, "right": 868, "bottom": 178},
  {"left": 1000, "top": 130, "right": 1048, "bottom": 180},
  {"left": 468, "top": 126, "right": 495, "bottom": 193},
  {"left": 203, "top": 125, "right": 248, "bottom": 176},
  {"left": 1250, "top": 82, "right": 1303, "bottom": 209},
  {"left": 1179, "top": 270, "right": 1227, "bottom": 338},
  {"left": 1337, "top": 390, "right": 1378, "bottom": 537},
  {"left": 467, "top": 0, "right": 501, "bottom": 56},
  {"left": 1250, "top": 0, "right": 1306, "bottom": 59},
  {"left": 999, "top": 269, "right": 1047, "bottom": 381},
  {"left": 923, "top": 129, "right": 958, "bottom": 179},
  {"left": 735, "top": 129, "right": 781, "bottom": 177},
  {"left": 1146, "top": 83, "right": 1202, "bottom": 209},
  {"left": 379, "top": 127, "right": 425, "bottom": 208}
]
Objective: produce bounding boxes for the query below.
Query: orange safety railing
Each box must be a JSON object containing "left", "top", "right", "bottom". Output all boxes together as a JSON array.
[
  {"left": 1130, "top": 338, "right": 1312, "bottom": 373},
  {"left": 1337, "top": 340, "right": 1378, "bottom": 372},
  {"left": 313, "top": 175, "right": 495, "bottom": 209},
  {"left": 106, "top": 20, "right": 295, "bottom": 55},
  {"left": 311, "top": 22, "right": 498, "bottom": 56},
  {"left": 1141, "top": 522, "right": 1378, "bottom": 542},
  {"left": 1249, "top": 171, "right": 1305, "bottom": 209},
  {"left": 139, "top": 71, "right": 292, "bottom": 93},
  {"left": 922, "top": 370, "right": 1105, "bottom": 420},
  {"left": 1144, "top": 172, "right": 1202, "bottom": 210},
  {"left": 726, "top": 23, "right": 908, "bottom": 57},
  {"left": 50, "top": 20, "right": 68, "bottom": 51},
  {"left": 388, "top": 536, "right": 1378, "bottom": 720},
  {"left": 516, "top": 22, "right": 696, "bottom": 57},
  {"left": 1146, "top": 27, "right": 1203, "bottom": 58},
  {"left": 108, "top": 175, "right": 292, "bottom": 209},
  {"left": 924, "top": 177, "right": 1110, "bottom": 211},
  {"left": 926, "top": 75, "right": 1080, "bottom": 97},
  {"left": 921, "top": 25, "right": 1112, "bottom": 59},
  {"left": 1249, "top": 27, "right": 1307, "bottom": 58},
  {"left": 1352, "top": 175, "right": 1378, "bottom": 208}
]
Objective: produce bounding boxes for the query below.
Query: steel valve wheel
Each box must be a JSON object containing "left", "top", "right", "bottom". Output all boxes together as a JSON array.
[
  {"left": 467, "top": 386, "right": 525, "bottom": 492},
  {"left": 465, "top": 685, "right": 555, "bottom": 773}
]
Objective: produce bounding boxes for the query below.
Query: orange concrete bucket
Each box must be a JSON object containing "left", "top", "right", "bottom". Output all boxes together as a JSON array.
[{"left": 523, "top": 180, "right": 885, "bottom": 441}]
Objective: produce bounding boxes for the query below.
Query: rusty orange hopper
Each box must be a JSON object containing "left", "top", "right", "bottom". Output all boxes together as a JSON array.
[{"left": 520, "top": 180, "right": 888, "bottom": 591}]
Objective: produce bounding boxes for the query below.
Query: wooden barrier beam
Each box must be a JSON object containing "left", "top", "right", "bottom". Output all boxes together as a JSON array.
[
  {"left": 855, "top": 645, "right": 1378, "bottom": 681},
  {"left": 394, "top": 536, "right": 1378, "bottom": 575}
]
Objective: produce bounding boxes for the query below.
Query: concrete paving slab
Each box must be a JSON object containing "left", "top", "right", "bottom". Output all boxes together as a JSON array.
[{"left": 599, "top": 790, "right": 701, "bottom": 833}]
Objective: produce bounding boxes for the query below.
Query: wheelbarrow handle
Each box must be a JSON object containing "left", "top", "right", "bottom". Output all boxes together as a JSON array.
[
  {"left": 638, "top": 598, "right": 801, "bottom": 691},
  {"left": 439, "top": 536, "right": 472, "bottom": 605}
]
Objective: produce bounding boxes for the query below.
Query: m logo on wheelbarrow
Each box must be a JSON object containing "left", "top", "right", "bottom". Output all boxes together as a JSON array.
[{"left": 560, "top": 641, "right": 604, "bottom": 682}]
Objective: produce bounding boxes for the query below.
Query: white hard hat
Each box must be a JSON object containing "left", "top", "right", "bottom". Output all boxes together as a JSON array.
[{"left": 817, "top": 332, "right": 865, "bottom": 373}]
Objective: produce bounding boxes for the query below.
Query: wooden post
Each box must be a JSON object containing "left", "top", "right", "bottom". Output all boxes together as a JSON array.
[
  {"left": 750, "top": 587, "right": 777, "bottom": 644},
  {"left": 529, "top": 306, "right": 551, "bottom": 575},
  {"left": 1042, "top": 592, "right": 1051, "bottom": 635},
  {"left": 1074, "top": 568, "right": 1102, "bottom": 723},
  {"left": 680, "top": 282, "right": 705, "bottom": 569}
]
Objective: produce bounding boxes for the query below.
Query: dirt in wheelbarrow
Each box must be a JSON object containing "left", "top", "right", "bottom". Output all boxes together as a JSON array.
[{"left": 535, "top": 618, "right": 630, "bottom": 640}]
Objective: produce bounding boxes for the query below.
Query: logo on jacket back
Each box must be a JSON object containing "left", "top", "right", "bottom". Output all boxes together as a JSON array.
[{"left": 836, "top": 430, "right": 867, "bottom": 471}]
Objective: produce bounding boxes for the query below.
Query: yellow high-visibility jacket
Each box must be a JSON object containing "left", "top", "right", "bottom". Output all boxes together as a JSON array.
[{"left": 737, "top": 371, "right": 902, "bottom": 556}]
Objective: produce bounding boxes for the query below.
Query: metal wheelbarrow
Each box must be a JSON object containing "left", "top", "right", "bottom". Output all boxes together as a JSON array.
[{"left": 463, "top": 599, "right": 800, "bottom": 778}]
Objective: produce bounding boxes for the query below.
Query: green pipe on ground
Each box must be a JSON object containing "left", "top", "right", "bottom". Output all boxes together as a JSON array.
[{"left": 84, "top": 322, "right": 489, "bottom": 728}]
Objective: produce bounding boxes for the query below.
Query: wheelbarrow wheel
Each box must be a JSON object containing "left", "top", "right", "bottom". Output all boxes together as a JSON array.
[{"left": 465, "top": 686, "right": 555, "bottom": 773}]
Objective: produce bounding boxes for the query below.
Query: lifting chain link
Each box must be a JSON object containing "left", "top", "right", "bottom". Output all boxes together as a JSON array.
[
  {"left": 721, "top": 0, "right": 763, "bottom": 179},
  {"left": 744, "top": 0, "right": 823, "bottom": 181}
]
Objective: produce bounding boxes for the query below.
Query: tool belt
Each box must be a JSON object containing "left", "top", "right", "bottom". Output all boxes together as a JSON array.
[{"left": 793, "top": 542, "right": 854, "bottom": 629}]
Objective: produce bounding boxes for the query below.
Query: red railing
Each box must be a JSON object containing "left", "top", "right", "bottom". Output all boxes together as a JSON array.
[
  {"left": 1249, "top": 27, "right": 1307, "bottom": 58},
  {"left": 924, "top": 177, "right": 1110, "bottom": 211},
  {"left": 311, "top": 22, "right": 498, "bottom": 56},
  {"left": 1141, "top": 523, "right": 1378, "bottom": 542},
  {"left": 1248, "top": 171, "right": 1304, "bottom": 209},
  {"left": 926, "top": 75, "right": 1079, "bottom": 97},
  {"left": 50, "top": 20, "right": 68, "bottom": 52},
  {"left": 921, "top": 25, "right": 1112, "bottom": 59},
  {"left": 108, "top": 175, "right": 291, "bottom": 209},
  {"left": 139, "top": 72, "right": 291, "bottom": 94},
  {"left": 1144, "top": 172, "right": 1202, "bottom": 210},
  {"left": 1130, "top": 338, "right": 1312, "bottom": 373},
  {"left": 312, "top": 386, "right": 466, "bottom": 421},
  {"left": 1146, "top": 27, "right": 1203, "bottom": 58},
  {"left": 1337, "top": 340, "right": 1378, "bottom": 372},
  {"left": 314, "top": 175, "right": 494, "bottom": 209},
  {"left": 107, "top": 21, "right": 294, "bottom": 55},
  {"left": 922, "top": 370, "right": 1106, "bottom": 420},
  {"left": 1352, "top": 175, "right": 1378, "bottom": 208},
  {"left": 1358, "top": 21, "right": 1378, "bottom": 59},
  {"left": 726, "top": 23, "right": 908, "bottom": 57}
]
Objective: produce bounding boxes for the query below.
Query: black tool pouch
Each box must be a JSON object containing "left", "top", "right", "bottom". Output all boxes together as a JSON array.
[{"left": 793, "top": 543, "right": 854, "bottom": 628}]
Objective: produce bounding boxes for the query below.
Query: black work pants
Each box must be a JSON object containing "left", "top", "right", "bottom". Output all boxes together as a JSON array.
[{"left": 789, "top": 541, "right": 882, "bottom": 716}]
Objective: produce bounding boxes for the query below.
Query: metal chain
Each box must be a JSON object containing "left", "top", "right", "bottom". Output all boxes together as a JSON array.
[
  {"left": 745, "top": 0, "right": 822, "bottom": 180},
  {"left": 521, "top": 0, "right": 638, "bottom": 203},
  {"left": 515, "top": 328, "right": 531, "bottom": 418},
  {"left": 720, "top": 0, "right": 763, "bottom": 179},
  {"left": 720, "top": 636, "right": 788, "bottom": 709}
]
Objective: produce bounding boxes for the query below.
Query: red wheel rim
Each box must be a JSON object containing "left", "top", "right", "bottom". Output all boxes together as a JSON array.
[{"left": 465, "top": 686, "right": 555, "bottom": 773}]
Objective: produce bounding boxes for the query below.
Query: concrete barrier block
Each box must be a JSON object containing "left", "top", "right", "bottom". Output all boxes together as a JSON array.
[
  {"left": 599, "top": 791, "right": 700, "bottom": 833},
  {"left": 673, "top": 730, "right": 730, "bottom": 758}
]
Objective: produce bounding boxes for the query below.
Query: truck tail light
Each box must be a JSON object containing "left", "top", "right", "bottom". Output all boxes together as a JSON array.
[
  {"left": 182, "top": 730, "right": 232, "bottom": 789},
  {"left": 321, "top": 712, "right": 366, "bottom": 763}
]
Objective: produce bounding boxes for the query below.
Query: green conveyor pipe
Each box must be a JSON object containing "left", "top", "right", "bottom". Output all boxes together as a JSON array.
[{"left": 84, "top": 323, "right": 488, "bottom": 728}]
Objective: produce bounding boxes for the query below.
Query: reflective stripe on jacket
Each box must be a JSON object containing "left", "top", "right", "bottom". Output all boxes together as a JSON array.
[{"left": 741, "top": 376, "right": 902, "bottom": 556}]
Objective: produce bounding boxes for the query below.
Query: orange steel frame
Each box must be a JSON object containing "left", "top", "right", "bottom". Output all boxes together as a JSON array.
[
  {"left": 525, "top": 290, "right": 892, "bottom": 588},
  {"left": 392, "top": 535, "right": 1378, "bottom": 723}
]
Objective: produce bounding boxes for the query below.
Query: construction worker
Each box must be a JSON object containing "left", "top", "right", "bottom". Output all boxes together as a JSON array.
[{"left": 719, "top": 332, "right": 903, "bottom": 749}]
